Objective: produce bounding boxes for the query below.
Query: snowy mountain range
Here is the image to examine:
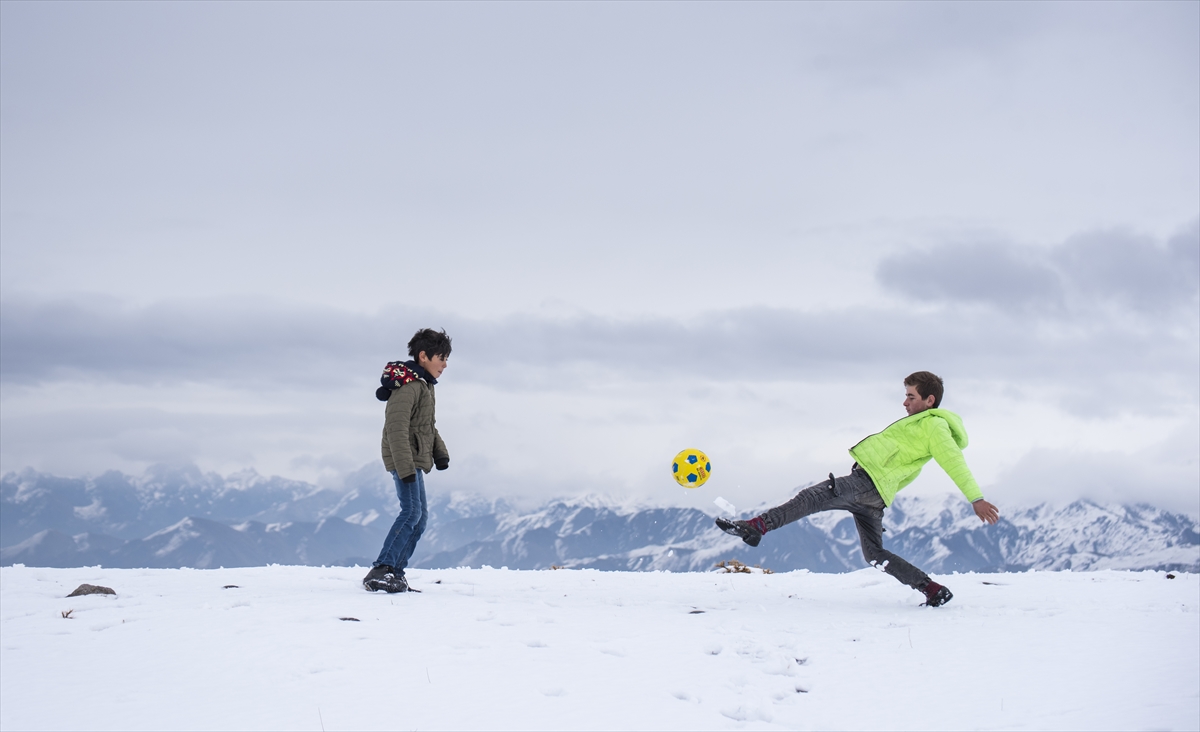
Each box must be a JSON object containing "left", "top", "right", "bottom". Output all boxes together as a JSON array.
[{"left": 2, "top": 465, "right": 1197, "bottom": 573}]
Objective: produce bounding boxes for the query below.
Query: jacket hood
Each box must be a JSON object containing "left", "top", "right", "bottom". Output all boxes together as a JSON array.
[
  {"left": 375, "top": 361, "right": 424, "bottom": 401},
  {"left": 403, "top": 359, "right": 438, "bottom": 385},
  {"left": 923, "top": 408, "right": 969, "bottom": 449}
]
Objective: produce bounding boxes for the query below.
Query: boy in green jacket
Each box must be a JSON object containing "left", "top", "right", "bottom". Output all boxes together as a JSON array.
[{"left": 717, "top": 371, "right": 999, "bottom": 607}]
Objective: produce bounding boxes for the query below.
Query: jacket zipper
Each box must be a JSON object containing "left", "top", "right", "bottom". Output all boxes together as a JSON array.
[{"left": 849, "top": 412, "right": 922, "bottom": 452}]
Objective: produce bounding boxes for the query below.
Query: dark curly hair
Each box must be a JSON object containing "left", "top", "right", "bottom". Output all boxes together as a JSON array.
[{"left": 408, "top": 328, "right": 452, "bottom": 361}]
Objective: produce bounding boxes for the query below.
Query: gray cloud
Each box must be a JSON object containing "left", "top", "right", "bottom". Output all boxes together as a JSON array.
[
  {"left": 878, "top": 223, "right": 1199, "bottom": 317},
  {"left": 877, "top": 241, "right": 1063, "bottom": 310},
  {"left": 1054, "top": 223, "right": 1200, "bottom": 314}
]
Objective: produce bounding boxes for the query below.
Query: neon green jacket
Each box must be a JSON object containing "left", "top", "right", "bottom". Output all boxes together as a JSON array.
[{"left": 848, "top": 408, "right": 983, "bottom": 507}]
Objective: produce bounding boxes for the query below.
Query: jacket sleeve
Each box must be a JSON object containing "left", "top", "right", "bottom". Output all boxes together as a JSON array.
[
  {"left": 433, "top": 427, "right": 449, "bottom": 462},
  {"left": 430, "top": 386, "right": 448, "bottom": 462},
  {"left": 927, "top": 418, "right": 984, "bottom": 502},
  {"left": 384, "top": 384, "right": 418, "bottom": 478}
]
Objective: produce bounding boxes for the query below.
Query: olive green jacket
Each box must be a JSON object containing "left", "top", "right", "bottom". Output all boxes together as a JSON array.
[
  {"left": 380, "top": 378, "right": 449, "bottom": 478},
  {"left": 848, "top": 408, "right": 983, "bottom": 507}
]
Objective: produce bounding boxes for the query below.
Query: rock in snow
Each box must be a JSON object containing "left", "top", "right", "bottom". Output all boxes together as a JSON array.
[{"left": 65, "top": 583, "right": 115, "bottom": 597}]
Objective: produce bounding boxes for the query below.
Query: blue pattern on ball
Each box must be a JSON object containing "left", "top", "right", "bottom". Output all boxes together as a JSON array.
[
  {"left": 687, "top": 455, "right": 698, "bottom": 464},
  {"left": 687, "top": 473, "right": 697, "bottom": 483},
  {"left": 673, "top": 463, "right": 679, "bottom": 473}
]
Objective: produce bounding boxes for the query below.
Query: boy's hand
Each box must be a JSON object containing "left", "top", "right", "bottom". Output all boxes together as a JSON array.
[
  {"left": 400, "top": 473, "right": 418, "bottom": 484},
  {"left": 435, "top": 458, "right": 449, "bottom": 471},
  {"left": 972, "top": 499, "right": 999, "bottom": 525}
]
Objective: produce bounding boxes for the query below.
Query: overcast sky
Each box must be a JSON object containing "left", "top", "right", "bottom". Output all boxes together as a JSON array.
[{"left": 2, "top": 1, "right": 1197, "bottom": 516}]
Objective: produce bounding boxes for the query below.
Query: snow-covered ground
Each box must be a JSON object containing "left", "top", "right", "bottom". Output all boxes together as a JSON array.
[{"left": 1, "top": 566, "right": 1196, "bottom": 731}]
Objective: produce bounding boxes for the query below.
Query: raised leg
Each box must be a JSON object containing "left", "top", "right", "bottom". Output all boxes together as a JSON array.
[{"left": 759, "top": 474, "right": 841, "bottom": 530}]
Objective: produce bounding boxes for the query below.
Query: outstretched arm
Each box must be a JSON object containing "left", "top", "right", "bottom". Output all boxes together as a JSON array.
[
  {"left": 927, "top": 419, "right": 984, "bottom": 502},
  {"left": 972, "top": 498, "right": 999, "bottom": 524}
]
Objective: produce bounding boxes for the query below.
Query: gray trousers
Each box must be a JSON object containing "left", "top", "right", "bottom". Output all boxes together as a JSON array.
[{"left": 759, "top": 466, "right": 930, "bottom": 589}]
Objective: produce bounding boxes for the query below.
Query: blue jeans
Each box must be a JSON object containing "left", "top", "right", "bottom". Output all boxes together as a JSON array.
[{"left": 374, "top": 470, "right": 428, "bottom": 572}]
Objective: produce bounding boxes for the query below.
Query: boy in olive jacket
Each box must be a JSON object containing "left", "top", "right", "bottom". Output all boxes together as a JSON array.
[
  {"left": 717, "top": 371, "right": 999, "bottom": 607},
  {"left": 362, "top": 328, "right": 452, "bottom": 593}
]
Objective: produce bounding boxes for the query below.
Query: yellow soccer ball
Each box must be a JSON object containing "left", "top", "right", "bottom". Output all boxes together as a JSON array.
[{"left": 672, "top": 448, "right": 711, "bottom": 488}]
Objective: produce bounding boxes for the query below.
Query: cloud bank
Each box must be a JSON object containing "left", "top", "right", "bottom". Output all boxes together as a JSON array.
[
  {"left": 2, "top": 224, "right": 1196, "bottom": 515},
  {"left": 4, "top": 223, "right": 1195, "bottom": 415}
]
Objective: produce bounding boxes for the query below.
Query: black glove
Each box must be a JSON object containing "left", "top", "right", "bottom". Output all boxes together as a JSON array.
[
  {"left": 400, "top": 473, "right": 418, "bottom": 484},
  {"left": 435, "top": 457, "right": 449, "bottom": 471}
]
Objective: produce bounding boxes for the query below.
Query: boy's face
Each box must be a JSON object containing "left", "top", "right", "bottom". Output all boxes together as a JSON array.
[
  {"left": 903, "top": 384, "right": 936, "bottom": 415},
  {"left": 418, "top": 351, "right": 449, "bottom": 379}
]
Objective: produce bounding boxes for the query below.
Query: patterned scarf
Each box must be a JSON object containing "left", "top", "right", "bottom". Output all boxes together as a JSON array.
[{"left": 375, "top": 361, "right": 422, "bottom": 402}]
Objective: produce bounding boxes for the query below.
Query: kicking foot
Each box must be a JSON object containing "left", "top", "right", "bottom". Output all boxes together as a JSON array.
[
  {"left": 921, "top": 580, "right": 953, "bottom": 607},
  {"left": 715, "top": 517, "right": 764, "bottom": 547}
]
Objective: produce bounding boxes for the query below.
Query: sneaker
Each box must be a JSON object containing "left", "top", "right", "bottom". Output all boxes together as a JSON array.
[
  {"left": 921, "top": 580, "right": 953, "bottom": 607},
  {"left": 715, "top": 517, "right": 763, "bottom": 547}
]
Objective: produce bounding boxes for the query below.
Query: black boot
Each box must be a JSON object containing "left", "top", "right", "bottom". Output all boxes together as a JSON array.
[
  {"left": 363, "top": 565, "right": 408, "bottom": 593},
  {"left": 385, "top": 572, "right": 409, "bottom": 593},
  {"left": 715, "top": 517, "right": 764, "bottom": 547},
  {"left": 362, "top": 564, "right": 389, "bottom": 592}
]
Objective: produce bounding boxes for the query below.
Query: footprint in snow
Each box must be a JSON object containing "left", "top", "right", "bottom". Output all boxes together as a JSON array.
[
  {"left": 761, "top": 656, "right": 798, "bottom": 677},
  {"left": 732, "top": 640, "right": 772, "bottom": 662},
  {"left": 720, "top": 705, "right": 773, "bottom": 723}
]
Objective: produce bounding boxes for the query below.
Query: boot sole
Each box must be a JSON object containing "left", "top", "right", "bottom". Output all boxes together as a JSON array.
[
  {"left": 715, "top": 518, "right": 762, "bottom": 547},
  {"left": 364, "top": 578, "right": 408, "bottom": 593}
]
